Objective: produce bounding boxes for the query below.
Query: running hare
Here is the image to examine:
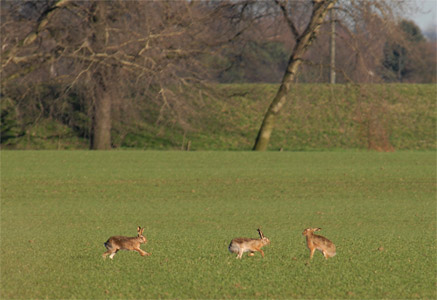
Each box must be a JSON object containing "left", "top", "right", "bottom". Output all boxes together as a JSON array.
[
  {"left": 302, "top": 227, "right": 336, "bottom": 259},
  {"left": 103, "top": 226, "right": 151, "bottom": 259},
  {"left": 228, "top": 228, "right": 270, "bottom": 259}
]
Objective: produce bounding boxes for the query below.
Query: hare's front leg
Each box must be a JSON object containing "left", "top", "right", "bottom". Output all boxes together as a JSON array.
[
  {"left": 237, "top": 250, "right": 244, "bottom": 259},
  {"left": 309, "top": 248, "right": 316, "bottom": 260},
  {"left": 134, "top": 247, "right": 149, "bottom": 256},
  {"left": 258, "top": 249, "right": 265, "bottom": 258}
]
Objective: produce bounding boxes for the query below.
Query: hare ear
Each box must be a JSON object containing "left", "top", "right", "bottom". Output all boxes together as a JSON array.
[
  {"left": 137, "top": 226, "right": 142, "bottom": 233},
  {"left": 315, "top": 228, "right": 322, "bottom": 231},
  {"left": 257, "top": 228, "right": 265, "bottom": 239}
]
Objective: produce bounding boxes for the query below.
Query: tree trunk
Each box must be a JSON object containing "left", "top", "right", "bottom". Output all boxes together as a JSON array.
[
  {"left": 253, "top": 0, "right": 336, "bottom": 151},
  {"left": 89, "top": 3, "right": 112, "bottom": 150},
  {"left": 91, "top": 91, "right": 112, "bottom": 150},
  {"left": 330, "top": 8, "right": 336, "bottom": 84}
]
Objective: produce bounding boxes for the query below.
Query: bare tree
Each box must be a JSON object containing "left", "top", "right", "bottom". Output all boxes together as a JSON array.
[
  {"left": 2, "top": 0, "right": 428, "bottom": 151},
  {"left": 1, "top": 0, "right": 218, "bottom": 149},
  {"left": 251, "top": 0, "right": 415, "bottom": 150},
  {"left": 253, "top": 0, "right": 337, "bottom": 151}
]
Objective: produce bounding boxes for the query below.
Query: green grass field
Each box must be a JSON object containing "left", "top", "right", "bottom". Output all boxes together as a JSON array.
[{"left": 1, "top": 151, "right": 436, "bottom": 299}]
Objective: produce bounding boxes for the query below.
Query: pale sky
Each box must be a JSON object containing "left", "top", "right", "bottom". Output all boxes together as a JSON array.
[{"left": 411, "top": 0, "right": 437, "bottom": 30}]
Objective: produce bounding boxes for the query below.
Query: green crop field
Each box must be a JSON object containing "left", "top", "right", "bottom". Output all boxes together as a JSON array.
[{"left": 1, "top": 151, "right": 436, "bottom": 299}]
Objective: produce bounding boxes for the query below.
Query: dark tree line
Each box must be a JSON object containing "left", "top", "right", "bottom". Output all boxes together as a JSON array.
[{"left": 382, "top": 20, "right": 435, "bottom": 83}]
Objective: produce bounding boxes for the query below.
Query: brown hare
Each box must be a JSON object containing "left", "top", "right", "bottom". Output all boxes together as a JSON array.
[
  {"left": 302, "top": 227, "right": 336, "bottom": 259},
  {"left": 228, "top": 228, "right": 270, "bottom": 259},
  {"left": 103, "top": 226, "right": 151, "bottom": 259}
]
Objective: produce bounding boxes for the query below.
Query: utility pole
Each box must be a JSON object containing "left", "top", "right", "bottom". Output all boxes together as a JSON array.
[{"left": 330, "top": 8, "right": 336, "bottom": 84}]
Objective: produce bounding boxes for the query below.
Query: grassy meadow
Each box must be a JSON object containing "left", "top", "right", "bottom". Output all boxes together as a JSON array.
[
  {"left": 4, "top": 84, "right": 436, "bottom": 151},
  {"left": 1, "top": 151, "right": 436, "bottom": 299}
]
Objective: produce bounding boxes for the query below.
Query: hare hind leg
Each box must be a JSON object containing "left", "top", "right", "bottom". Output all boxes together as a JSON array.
[
  {"left": 103, "top": 249, "right": 117, "bottom": 259},
  {"left": 322, "top": 251, "right": 329, "bottom": 259},
  {"left": 323, "top": 251, "right": 335, "bottom": 259}
]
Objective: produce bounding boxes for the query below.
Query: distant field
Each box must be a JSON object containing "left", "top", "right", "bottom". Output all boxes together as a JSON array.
[
  {"left": 4, "top": 84, "right": 436, "bottom": 151},
  {"left": 1, "top": 151, "right": 436, "bottom": 299}
]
